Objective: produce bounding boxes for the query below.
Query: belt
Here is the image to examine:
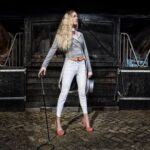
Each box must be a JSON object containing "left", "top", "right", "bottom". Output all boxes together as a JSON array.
[{"left": 69, "top": 57, "right": 86, "bottom": 61}]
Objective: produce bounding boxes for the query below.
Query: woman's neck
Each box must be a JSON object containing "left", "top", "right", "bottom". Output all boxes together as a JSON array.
[{"left": 72, "top": 27, "right": 76, "bottom": 35}]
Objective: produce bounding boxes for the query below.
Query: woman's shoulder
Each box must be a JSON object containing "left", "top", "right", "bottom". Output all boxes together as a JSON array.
[{"left": 77, "top": 30, "right": 82, "bottom": 34}]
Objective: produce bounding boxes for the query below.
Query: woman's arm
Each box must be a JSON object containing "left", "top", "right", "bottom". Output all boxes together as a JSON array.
[
  {"left": 41, "top": 37, "right": 58, "bottom": 68},
  {"left": 38, "top": 37, "right": 58, "bottom": 78},
  {"left": 82, "top": 35, "right": 93, "bottom": 77}
]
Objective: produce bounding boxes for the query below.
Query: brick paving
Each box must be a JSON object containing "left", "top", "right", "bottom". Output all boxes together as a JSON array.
[{"left": 0, "top": 109, "right": 150, "bottom": 150}]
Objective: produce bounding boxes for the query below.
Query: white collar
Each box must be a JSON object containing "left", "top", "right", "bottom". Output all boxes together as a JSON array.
[{"left": 73, "top": 31, "right": 82, "bottom": 40}]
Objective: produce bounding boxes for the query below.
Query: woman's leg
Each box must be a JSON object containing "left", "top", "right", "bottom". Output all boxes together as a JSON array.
[
  {"left": 56, "top": 60, "right": 77, "bottom": 131},
  {"left": 76, "top": 61, "right": 92, "bottom": 129},
  {"left": 76, "top": 61, "right": 88, "bottom": 115}
]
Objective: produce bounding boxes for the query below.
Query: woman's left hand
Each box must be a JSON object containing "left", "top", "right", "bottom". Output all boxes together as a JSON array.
[{"left": 88, "top": 72, "right": 93, "bottom": 78}]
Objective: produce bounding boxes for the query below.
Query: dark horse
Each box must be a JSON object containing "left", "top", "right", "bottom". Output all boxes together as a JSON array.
[{"left": 0, "top": 24, "right": 12, "bottom": 65}]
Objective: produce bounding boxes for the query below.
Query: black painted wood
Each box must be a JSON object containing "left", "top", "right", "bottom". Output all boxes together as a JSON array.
[
  {"left": 0, "top": 71, "right": 26, "bottom": 111},
  {"left": 26, "top": 67, "right": 117, "bottom": 108}
]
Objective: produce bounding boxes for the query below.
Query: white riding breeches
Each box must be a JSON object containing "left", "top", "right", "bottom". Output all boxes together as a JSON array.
[{"left": 56, "top": 59, "right": 88, "bottom": 117}]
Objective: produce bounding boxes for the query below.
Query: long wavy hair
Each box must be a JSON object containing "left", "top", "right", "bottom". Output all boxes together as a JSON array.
[{"left": 56, "top": 10, "right": 78, "bottom": 51}]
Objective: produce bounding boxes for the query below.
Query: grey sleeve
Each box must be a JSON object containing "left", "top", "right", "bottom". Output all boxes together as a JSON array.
[
  {"left": 83, "top": 35, "right": 92, "bottom": 73},
  {"left": 41, "top": 38, "right": 58, "bottom": 68}
]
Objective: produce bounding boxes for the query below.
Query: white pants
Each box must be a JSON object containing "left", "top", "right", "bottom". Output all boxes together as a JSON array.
[{"left": 56, "top": 59, "right": 87, "bottom": 117}]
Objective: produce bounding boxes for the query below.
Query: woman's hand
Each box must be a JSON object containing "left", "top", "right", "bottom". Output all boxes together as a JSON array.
[
  {"left": 38, "top": 67, "right": 46, "bottom": 78},
  {"left": 88, "top": 72, "right": 93, "bottom": 78}
]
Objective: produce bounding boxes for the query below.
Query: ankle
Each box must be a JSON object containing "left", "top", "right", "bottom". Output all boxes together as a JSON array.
[
  {"left": 55, "top": 118, "right": 62, "bottom": 129},
  {"left": 81, "top": 117, "right": 94, "bottom": 133},
  {"left": 82, "top": 116, "right": 90, "bottom": 127}
]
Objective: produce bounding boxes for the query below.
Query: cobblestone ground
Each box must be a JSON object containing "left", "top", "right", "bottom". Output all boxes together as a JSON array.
[{"left": 0, "top": 109, "right": 150, "bottom": 150}]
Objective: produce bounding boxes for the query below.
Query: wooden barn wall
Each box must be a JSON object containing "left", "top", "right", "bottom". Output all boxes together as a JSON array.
[{"left": 24, "top": 14, "right": 120, "bottom": 108}]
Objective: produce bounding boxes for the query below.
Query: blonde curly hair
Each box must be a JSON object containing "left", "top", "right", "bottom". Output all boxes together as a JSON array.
[{"left": 56, "top": 10, "right": 78, "bottom": 51}]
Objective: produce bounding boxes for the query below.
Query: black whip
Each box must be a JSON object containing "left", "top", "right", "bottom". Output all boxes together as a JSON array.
[{"left": 37, "top": 77, "right": 55, "bottom": 150}]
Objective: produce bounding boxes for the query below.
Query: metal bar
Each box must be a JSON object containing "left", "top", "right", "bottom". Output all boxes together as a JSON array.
[
  {"left": 122, "top": 33, "right": 139, "bottom": 66},
  {"left": 0, "top": 96, "right": 26, "bottom": 100},
  {"left": 4, "top": 33, "right": 19, "bottom": 66},
  {"left": 119, "top": 97, "right": 150, "bottom": 100},
  {"left": 14, "top": 40, "right": 16, "bottom": 67},
  {"left": 126, "top": 38, "right": 128, "bottom": 67},
  {"left": 0, "top": 69, "right": 26, "bottom": 72},
  {"left": 11, "top": 43, "right": 14, "bottom": 66},
  {"left": 120, "top": 69, "right": 150, "bottom": 73},
  {"left": 140, "top": 48, "right": 150, "bottom": 67},
  {"left": 123, "top": 34, "right": 126, "bottom": 66},
  {"left": 19, "top": 34, "right": 21, "bottom": 66},
  {"left": 4, "top": 32, "right": 23, "bottom": 67}
]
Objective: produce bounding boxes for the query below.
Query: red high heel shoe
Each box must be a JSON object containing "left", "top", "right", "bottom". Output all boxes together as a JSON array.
[
  {"left": 81, "top": 117, "right": 94, "bottom": 133},
  {"left": 55, "top": 121, "right": 65, "bottom": 136}
]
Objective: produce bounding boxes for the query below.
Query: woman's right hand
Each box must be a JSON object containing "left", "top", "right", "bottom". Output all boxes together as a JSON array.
[{"left": 38, "top": 67, "right": 46, "bottom": 78}]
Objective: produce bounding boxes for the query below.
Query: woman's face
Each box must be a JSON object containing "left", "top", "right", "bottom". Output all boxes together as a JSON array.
[{"left": 72, "top": 12, "right": 78, "bottom": 26}]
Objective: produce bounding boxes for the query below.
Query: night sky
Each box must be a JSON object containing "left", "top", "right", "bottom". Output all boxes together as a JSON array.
[{"left": 0, "top": 0, "right": 150, "bottom": 16}]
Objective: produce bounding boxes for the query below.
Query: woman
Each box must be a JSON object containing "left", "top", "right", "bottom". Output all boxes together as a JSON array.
[{"left": 38, "top": 10, "right": 93, "bottom": 136}]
